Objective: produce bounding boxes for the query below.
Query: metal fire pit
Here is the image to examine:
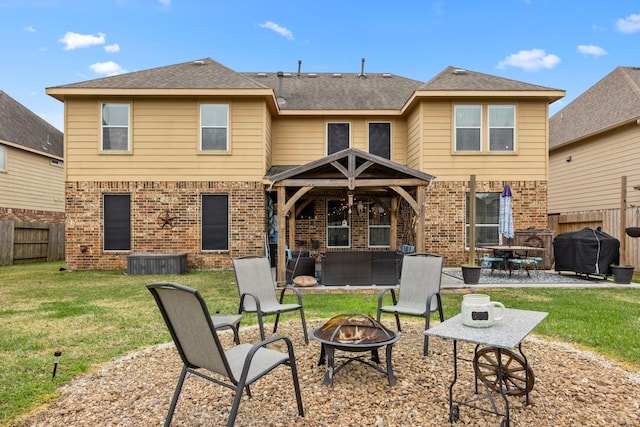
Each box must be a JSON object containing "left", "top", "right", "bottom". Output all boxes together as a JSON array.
[{"left": 311, "top": 314, "right": 400, "bottom": 386}]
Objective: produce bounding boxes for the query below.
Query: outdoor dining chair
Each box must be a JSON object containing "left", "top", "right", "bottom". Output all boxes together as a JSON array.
[
  {"left": 232, "top": 255, "right": 309, "bottom": 344},
  {"left": 376, "top": 252, "right": 445, "bottom": 356},
  {"left": 147, "top": 282, "right": 304, "bottom": 427}
]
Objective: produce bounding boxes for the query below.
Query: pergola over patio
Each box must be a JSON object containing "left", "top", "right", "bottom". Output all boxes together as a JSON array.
[{"left": 265, "top": 148, "right": 435, "bottom": 283}]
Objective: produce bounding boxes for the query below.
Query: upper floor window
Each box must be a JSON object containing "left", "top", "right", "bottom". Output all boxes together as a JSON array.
[
  {"left": 454, "top": 105, "right": 481, "bottom": 151},
  {"left": 327, "top": 122, "right": 350, "bottom": 155},
  {"left": 201, "top": 104, "right": 229, "bottom": 152},
  {"left": 103, "top": 194, "right": 131, "bottom": 251},
  {"left": 101, "top": 103, "right": 130, "bottom": 151},
  {"left": 488, "top": 105, "right": 515, "bottom": 151},
  {"left": 369, "top": 122, "right": 391, "bottom": 159},
  {"left": 0, "top": 145, "right": 6, "bottom": 171},
  {"left": 454, "top": 105, "right": 516, "bottom": 152}
]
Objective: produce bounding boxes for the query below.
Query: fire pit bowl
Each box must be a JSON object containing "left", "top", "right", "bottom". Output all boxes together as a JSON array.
[{"left": 311, "top": 314, "right": 400, "bottom": 386}]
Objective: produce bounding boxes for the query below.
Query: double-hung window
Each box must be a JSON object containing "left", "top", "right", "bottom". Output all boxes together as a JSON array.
[
  {"left": 327, "top": 199, "right": 349, "bottom": 247},
  {"left": 368, "top": 122, "right": 391, "bottom": 159},
  {"left": 465, "top": 192, "right": 500, "bottom": 247},
  {"left": 327, "top": 122, "right": 350, "bottom": 155},
  {"left": 202, "top": 194, "right": 229, "bottom": 251},
  {"left": 101, "top": 103, "right": 130, "bottom": 151},
  {"left": 201, "top": 104, "right": 229, "bottom": 152},
  {"left": 454, "top": 105, "right": 481, "bottom": 152},
  {"left": 0, "top": 145, "right": 6, "bottom": 171},
  {"left": 103, "top": 194, "right": 131, "bottom": 251},
  {"left": 488, "top": 105, "right": 515, "bottom": 151},
  {"left": 369, "top": 198, "right": 391, "bottom": 247}
]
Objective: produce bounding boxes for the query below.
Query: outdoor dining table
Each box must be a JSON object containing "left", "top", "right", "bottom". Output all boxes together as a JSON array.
[
  {"left": 480, "top": 245, "right": 545, "bottom": 274},
  {"left": 425, "top": 308, "right": 548, "bottom": 426}
]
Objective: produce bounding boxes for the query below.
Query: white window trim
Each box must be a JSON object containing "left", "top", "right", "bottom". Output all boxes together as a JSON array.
[
  {"left": 488, "top": 105, "right": 516, "bottom": 152},
  {"left": 0, "top": 145, "right": 6, "bottom": 171},
  {"left": 367, "top": 121, "right": 392, "bottom": 159},
  {"left": 454, "top": 104, "right": 482, "bottom": 152},
  {"left": 200, "top": 103, "right": 230, "bottom": 153},
  {"left": 326, "top": 198, "right": 350, "bottom": 248},
  {"left": 326, "top": 122, "right": 351, "bottom": 155},
  {"left": 100, "top": 102, "right": 131, "bottom": 152}
]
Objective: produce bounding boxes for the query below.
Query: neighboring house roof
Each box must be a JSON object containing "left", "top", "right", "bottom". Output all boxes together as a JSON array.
[
  {"left": 550, "top": 66, "right": 640, "bottom": 149},
  {"left": 47, "top": 58, "right": 564, "bottom": 113},
  {"left": 0, "top": 91, "right": 63, "bottom": 158}
]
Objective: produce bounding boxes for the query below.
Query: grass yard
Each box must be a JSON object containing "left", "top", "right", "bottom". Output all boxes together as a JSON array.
[{"left": 1, "top": 261, "right": 639, "bottom": 426}]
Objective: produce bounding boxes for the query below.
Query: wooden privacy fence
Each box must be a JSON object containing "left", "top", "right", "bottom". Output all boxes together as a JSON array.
[
  {"left": 547, "top": 207, "right": 640, "bottom": 268},
  {"left": 0, "top": 221, "right": 65, "bottom": 265}
]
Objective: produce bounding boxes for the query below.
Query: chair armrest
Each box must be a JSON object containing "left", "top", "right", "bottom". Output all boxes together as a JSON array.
[
  {"left": 278, "top": 285, "right": 304, "bottom": 306},
  {"left": 238, "top": 335, "right": 296, "bottom": 383},
  {"left": 239, "top": 292, "right": 261, "bottom": 312},
  {"left": 376, "top": 287, "right": 397, "bottom": 311}
]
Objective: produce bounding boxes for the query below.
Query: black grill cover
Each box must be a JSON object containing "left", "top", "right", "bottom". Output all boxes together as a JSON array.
[{"left": 553, "top": 228, "right": 619, "bottom": 275}]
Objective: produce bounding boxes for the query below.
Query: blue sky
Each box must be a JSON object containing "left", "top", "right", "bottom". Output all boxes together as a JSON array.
[{"left": 1, "top": 0, "right": 639, "bottom": 131}]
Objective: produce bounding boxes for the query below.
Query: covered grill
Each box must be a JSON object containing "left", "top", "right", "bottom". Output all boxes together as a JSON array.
[{"left": 553, "top": 228, "right": 619, "bottom": 276}]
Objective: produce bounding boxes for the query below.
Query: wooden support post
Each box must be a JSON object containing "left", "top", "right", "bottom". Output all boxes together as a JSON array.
[
  {"left": 468, "top": 175, "right": 476, "bottom": 265},
  {"left": 621, "top": 176, "right": 627, "bottom": 265}
]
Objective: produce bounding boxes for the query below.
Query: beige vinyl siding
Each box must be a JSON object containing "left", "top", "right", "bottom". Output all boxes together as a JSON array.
[
  {"left": 0, "top": 146, "right": 64, "bottom": 212},
  {"left": 421, "top": 99, "right": 549, "bottom": 181},
  {"left": 549, "top": 123, "right": 640, "bottom": 213},
  {"left": 264, "top": 105, "right": 273, "bottom": 171},
  {"left": 272, "top": 116, "right": 406, "bottom": 166},
  {"left": 64, "top": 97, "right": 267, "bottom": 181},
  {"left": 405, "top": 105, "right": 423, "bottom": 170}
]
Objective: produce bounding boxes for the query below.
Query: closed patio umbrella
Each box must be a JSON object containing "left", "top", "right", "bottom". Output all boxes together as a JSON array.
[{"left": 499, "top": 184, "right": 514, "bottom": 245}]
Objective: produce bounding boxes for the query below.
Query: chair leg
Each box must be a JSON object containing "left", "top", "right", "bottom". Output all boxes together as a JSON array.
[
  {"left": 256, "top": 312, "right": 266, "bottom": 341},
  {"left": 165, "top": 364, "right": 188, "bottom": 427},
  {"left": 287, "top": 348, "right": 305, "bottom": 417},
  {"left": 299, "top": 308, "right": 309, "bottom": 344},
  {"left": 227, "top": 383, "right": 246, "bottom": 427}
]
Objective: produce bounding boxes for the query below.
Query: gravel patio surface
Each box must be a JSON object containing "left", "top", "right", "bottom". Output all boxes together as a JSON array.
[{"left": 14, "top": 320, "right": 640, "bottom": 427}]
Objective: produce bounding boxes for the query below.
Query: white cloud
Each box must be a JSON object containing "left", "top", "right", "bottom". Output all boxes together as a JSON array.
[
  {"left": 158, "top": 0, "right": 170, "bottom": 6},
  {"left": 104, "top": 43, "right": 120, "bottom": 53},
  {"left": 89, "top": 61, "right": 126, "bottom": 76},
  {"left": 59, "top": 32, "right": 106, "bottom": 50},
  {"left": 259, "top": 21, "right": 294, "bottom": 40},
  {"left": 24, "top": 25, "right": 36, "bottom": 32},
  {"left": 577, "top": 44, "right": 607, "bottom": 56},
  {"left": 616, "top": 13, "right": 640, "bottom": 33},
  {"left": 497, "top": 48, "right": 560, "bottom": 71}
]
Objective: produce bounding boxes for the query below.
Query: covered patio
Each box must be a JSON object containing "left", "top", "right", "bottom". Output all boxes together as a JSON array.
[{"left": 264, "top": 148, "right": 435, "bottom": 284}]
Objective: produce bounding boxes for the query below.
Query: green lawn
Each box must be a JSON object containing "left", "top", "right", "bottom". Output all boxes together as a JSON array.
[{"left": 1, "top": 261, "right": 639, "bottom": 426}]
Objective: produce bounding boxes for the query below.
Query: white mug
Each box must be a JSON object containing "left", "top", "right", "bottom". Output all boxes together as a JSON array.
[{"left": 461, "top": 294, "right": 505, "bottom": 328}]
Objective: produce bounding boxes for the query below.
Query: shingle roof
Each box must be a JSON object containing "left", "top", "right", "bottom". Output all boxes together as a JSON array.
[
  {"left": 0, "top": 91, "right": 63, "bottom": 157},
  {"left": 47, "top": 58, "right": 563, "bottom": 112},
  {"left": 241, "top": 71, "right": 422, "bottom": 110},
  {"left": 550, "top": 66, "right": 640, "bottom": 149},
  {"left": 420, "top": 66, "right": 562, "bottom": 92},
  {"left": 52, "top": 58, "right": 269, "bottom": 90}
]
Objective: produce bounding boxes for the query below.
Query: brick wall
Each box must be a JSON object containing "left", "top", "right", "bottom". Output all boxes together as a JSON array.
[
  {"left": 65, "top": 179, "right": 547, "bottom": 271},
  {"left": 65, "top": 181, "right": 265, "bottom": 271},
  {"left": 425, "top": 180, "right": 548, "bottom": 267},
  {"left": 0, "top": 207, "right": 64, "bottom": 223}
]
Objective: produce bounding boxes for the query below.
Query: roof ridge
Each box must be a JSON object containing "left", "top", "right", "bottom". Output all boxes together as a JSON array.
[{"left": 620, "top": 66, "right": 640, "bottom": 98}]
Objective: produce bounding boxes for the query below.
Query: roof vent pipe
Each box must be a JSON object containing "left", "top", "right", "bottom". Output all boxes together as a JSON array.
[
  {"left": 359, "top": 58, "right": 366, "bottom": 78},
  {"left": 276, "top": 71, "right": 285, "bottom": 104},
  {"left": 297, "top": 60, "right": 302, "bottom": 78}
]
